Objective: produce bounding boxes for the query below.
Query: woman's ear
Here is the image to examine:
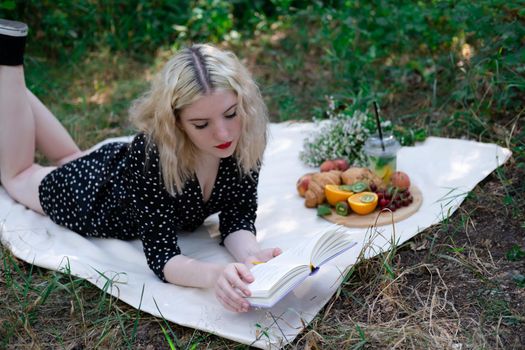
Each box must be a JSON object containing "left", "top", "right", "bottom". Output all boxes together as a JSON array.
[
  {"left": 173, "top": 109, "right": 184, "bottom": 131},
  {"left": 175, "top": 119, "right": 185, "bottom": 132}
]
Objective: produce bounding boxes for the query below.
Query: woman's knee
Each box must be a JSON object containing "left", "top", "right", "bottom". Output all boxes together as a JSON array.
[
  {"left": 1, "top": 164, "right": 54, "bottom": 214},
  {"left": 2, "top": 163, "right": 40, "bottom": 194}
]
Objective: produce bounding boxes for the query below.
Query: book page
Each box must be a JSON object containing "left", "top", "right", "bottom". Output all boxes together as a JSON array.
[
  {"left": 247, "top": 268, "right": 310, "bottom": 307},
  {"left": 246, "top": 228, "right": 356, "bottom": 307},
  {"left": 248, "top": 263, "right": 309, "bottom": 297},
  {"left": 311, "top": 230, "right": 356, "bottom": 267},
  {"left": 247, "top": 233, "right": 324, "bottom": 297},
  {"left": 252, "top": 236, "right": 318, "bottom": 269}
]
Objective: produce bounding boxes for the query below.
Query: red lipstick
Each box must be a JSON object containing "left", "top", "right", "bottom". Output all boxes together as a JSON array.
[{"left": 215, "top": 141, "right": 232, "bottom": 150}]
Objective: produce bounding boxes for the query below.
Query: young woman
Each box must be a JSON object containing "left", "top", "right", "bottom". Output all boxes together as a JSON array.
[{"left": 0, "top": 19, "right": 281, "bottom": 313}]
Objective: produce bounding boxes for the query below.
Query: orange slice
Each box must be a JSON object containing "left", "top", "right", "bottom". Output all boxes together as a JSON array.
[
  {"left": 348, "top": 192, "right": 378, "bottom": 215},
  {"left": 325, "top": 184, "right": 354, "bottom": 206}
]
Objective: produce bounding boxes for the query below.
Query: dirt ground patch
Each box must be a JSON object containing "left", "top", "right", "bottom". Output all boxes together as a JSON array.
[{"left": 294, "top": 165, "right": 525, "bottom": 349}]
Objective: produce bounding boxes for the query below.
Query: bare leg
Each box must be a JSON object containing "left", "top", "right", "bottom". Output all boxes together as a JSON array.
[
  {"left": 27, "top": 89, "right": 86, "bottom": 165},
  {"left": 0, "top": 65, "right": 53, "bottom": 213}
]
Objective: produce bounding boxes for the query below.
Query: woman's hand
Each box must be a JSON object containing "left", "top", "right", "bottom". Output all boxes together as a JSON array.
[
  {"left": 214, "top": 263, "right": 254, "bottom": 313},
  {"left": 243, "top": 247, "right": 282, "bottom": 267},
  {"left": 214, "top": 248, "right": 281, "bottom": 312},
  {"left": 224, "top": 230, "right": 282, "bottom": 267}
]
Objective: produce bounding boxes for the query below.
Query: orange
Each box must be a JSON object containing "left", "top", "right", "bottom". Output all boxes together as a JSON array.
[
  {"left": 348, "top": 192, "right": 378, "bottom": 215},
  {"left": 324, "top": 184, "right": 354, "bottom": 206}
]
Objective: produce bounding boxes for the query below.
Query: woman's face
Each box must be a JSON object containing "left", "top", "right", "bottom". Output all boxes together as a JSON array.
[{"left": 178, "top": 90, "right": 241, "bottom": 160}]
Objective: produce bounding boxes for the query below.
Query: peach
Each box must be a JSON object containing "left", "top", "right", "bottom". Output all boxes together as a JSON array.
[
  {"left": 296, "top": 172, "right": 315, "bottom": 197},
  {"left": 334, "top": 158, "right": 349, "bottom": 171},
  {"left": 320, "top": 160, "right": 337, "bottom": 172},
  {"left": 391, "top": 171, "right": 411, "bottom": 191}
]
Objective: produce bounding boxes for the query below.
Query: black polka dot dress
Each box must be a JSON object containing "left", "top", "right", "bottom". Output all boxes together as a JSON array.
[{"left": 38, "top": 133, "right": 259, "bottom": 281}]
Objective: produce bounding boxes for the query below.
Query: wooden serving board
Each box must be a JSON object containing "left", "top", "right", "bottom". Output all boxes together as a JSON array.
[{"left": 323, "top": 185, "right": 423, "bottom": 228}]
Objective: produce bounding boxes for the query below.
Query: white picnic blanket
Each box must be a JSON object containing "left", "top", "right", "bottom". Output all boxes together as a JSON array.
[{"left": 0, "top": 122, "right": 511, "bottom": 349}]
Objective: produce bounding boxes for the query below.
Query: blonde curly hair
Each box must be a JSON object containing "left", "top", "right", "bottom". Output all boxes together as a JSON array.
[{"left": 129, "top": 44, "right": 268, "bottom": 195}]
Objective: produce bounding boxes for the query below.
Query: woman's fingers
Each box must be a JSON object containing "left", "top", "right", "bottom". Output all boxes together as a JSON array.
[
  {"left": 234, "top": 263, "right": 254, "bottom": 284},
  {"left": 215, "top": 263, "right": 252, "bottom": 312},
  {"left": 215, "top": 278, "right": 239, "bottom": 311},
  {"left": 216, "top": 287, "right": 245, "bottom": 312},
  {"left": 219, "top": 250, "right": 283, "bottom": 311},
  {"left": 217, "top": 286, "right": 249, "bottom": 312},
  {"left": 256, "top": 247, "right": 282, "bottom": 262}
]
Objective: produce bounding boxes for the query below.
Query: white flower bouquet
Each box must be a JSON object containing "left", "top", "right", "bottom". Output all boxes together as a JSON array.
[{"left": 300, "top": 97, "right": 392, "bottom": 167}]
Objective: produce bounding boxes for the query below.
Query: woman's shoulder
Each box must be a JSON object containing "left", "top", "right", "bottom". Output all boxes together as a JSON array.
[
  {"left": 130, "top": 132, "right": 152, "bottom": 147},
  {"left": 129, "top": 132, "right": 159, "bottom": 155},
  {"left": 126, "top": 132, "right": 160, "bottom": 168}
]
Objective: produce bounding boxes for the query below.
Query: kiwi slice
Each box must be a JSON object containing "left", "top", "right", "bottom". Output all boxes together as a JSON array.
[
  {"left": 360, "top": 194, "right": 376, "bottom": 203},
  {"left": 351, "top": 182, "right": 368, "bottom": 193},
  {"left": 339, "top": 185, "right": 354, "bottom": 192}
]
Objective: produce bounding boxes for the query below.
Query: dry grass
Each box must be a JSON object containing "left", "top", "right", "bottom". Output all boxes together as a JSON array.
[{"left": 2, "top": 195, "right": 524, "bottom": 349}]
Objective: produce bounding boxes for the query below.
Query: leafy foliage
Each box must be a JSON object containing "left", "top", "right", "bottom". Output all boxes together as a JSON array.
[
  {"left": 0, "top": 0, "right": 303, "bottom": 60},
  {"left": 1, "top": 1, "right": 188, "bottom": 60},
  {"left": 506, "top": 245, "right": 525, "bottom": 262}
]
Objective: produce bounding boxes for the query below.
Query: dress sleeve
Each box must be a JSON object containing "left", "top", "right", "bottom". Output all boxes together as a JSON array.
[
  {"left": 218, "top": 167, "right": 259, "bottom": 243},
  {"left": 123, "top": 134, "right": 181, "bottom": 282}
]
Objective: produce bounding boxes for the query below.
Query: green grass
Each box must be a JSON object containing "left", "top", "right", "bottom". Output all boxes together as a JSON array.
[
  {"left": 1, "top": 0, "right": 525, "bottom": 348},
  {"left": 25, "top": 51, "right": 152, "bottom": 149},
  {"left": 0, "top": 246, "right": 235, "bottom": 349}
]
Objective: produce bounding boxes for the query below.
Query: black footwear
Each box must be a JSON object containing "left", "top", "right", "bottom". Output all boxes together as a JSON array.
[{"left": 0, "top": 19, "right": 28, "bottom": 66}]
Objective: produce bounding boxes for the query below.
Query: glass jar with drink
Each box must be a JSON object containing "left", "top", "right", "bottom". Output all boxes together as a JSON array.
[{"left": 364, "top": 133, "right": 400, "bottom": 183}]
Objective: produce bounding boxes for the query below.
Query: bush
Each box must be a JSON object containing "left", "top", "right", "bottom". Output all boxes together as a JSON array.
[
  {"left": 0, "top": 1, "right": 192, "bottom": 60},
  {"left": 0, "top": 0, "right": 309, "bottom": 61}
]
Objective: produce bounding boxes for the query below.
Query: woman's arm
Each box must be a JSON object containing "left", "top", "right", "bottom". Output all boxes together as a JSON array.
[
  {"left": 223, "top": 229, "right": 281, "bottom": 265},
  {"left": 161, "top": 231, "right": 266, "bottom": 289},
  {"left": 163, "top": 255, "right": 224, "bottom": 288},
  {"left": 163, "top": 254, "right": 254, "bottom": 313},
  {"left": 162, "top": 231, "right": 281, "bottom": 313}
]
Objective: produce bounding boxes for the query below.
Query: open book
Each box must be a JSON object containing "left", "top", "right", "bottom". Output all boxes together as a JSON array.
[{"left": 246, "top": 229, "right": 358, "bottom": 308}]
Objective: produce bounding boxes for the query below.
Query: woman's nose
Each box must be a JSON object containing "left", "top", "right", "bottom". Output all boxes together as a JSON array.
[{"left": 214, "top": 120, "right": 230, "bottom": 140}]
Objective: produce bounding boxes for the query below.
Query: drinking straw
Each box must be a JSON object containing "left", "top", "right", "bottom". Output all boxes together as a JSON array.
[{"left": 373, "top": 101, "right": 385, "bottom": 152}]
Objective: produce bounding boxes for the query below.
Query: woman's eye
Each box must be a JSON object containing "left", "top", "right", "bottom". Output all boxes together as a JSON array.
[
  {"left": 225, "top": 112, "right": 237, "bottom": 119},
  {"left": 194, "top": 123, "right": 208, "bottom": 129}
]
